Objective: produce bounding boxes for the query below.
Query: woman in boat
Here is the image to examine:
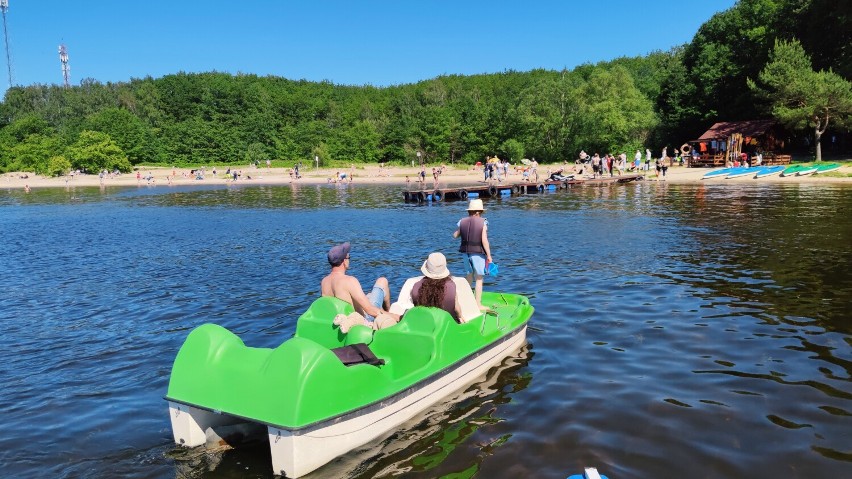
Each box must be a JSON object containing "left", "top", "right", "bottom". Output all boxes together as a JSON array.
[{"left": 411, "top": 252, "right": 462, "bottom": 322}]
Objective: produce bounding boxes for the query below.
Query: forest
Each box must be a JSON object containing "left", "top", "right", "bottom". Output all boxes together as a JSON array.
[{"left": 1, "top": 0, "right": 850, "bottom": 175}]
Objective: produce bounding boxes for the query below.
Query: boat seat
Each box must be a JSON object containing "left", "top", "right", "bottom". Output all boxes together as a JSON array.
[
  {"left": 389, "top": 277, "right": 420, "bottom": 315},
  {"left": 343, "top": 325, "right": 374, "bottom": 346},
  {"left": 395, "top": 306, "right": 445, "bottom": 335},
  {"left": 369, "top": 307, "right": 459, "bottom": 379},
  {"left": 390, "top": 276, "right": 482, "bottom": 323},
  {"left": 295, "top": 297, "right": 355, "bottom": 348},
  {"left": 452, "top": 277, "right": 482, "bottom": 323},
  {"left": 370, "top": 327, "right": 435, "bottom": 379}
]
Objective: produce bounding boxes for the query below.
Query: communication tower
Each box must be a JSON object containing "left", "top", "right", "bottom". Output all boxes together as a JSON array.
[
  {"left": 1, "top": 0, "right": 12, "bottom": 88},
  {"left": 59, "top": 44, "right": 70, "bottom": 88}
]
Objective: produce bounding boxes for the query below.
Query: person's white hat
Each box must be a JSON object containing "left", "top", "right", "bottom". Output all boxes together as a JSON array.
[
  {"left": 421, "top": 252, "right": 450, "bottom": 279},
  {"left": 467, "top": 199, "right": 485, "bottom": 212}
]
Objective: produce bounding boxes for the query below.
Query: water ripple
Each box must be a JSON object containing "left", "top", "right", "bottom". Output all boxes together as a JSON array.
[{"left": 1, "top": 182, "right": 851, "bottom": 478}]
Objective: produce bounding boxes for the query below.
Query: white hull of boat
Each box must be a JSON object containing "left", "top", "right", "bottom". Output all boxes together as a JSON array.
[{"left": 169, "top": 325, "right": 527, "bottom": 478}]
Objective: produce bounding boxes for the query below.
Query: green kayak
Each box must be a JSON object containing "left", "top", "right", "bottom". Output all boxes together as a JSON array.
[
  {"left": 782, "top": 164, "right": 817, "bottom": 176},
  {"left": 814, "top": 162, "right": 841, "bottom": 174},
  {"left": 166, "top": 292, "right": 533, "bottom": 477}
]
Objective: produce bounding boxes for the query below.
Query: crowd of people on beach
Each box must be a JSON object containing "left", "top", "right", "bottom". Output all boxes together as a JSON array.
[{"left": 568, "top": 146, "right": 693, "bottom": 180}]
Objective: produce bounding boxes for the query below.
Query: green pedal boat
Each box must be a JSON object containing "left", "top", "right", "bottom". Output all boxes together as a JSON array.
[{"left": 166, "top": 291, "right": 534, "bottom": 477}]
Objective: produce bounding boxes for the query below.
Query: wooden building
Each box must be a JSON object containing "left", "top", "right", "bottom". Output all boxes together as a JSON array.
[{"left": 686, "top": 120, "right": 791, "bottom": 167}]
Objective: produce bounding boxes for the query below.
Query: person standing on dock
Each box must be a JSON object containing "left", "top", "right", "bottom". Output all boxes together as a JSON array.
[
  {"left": 453, "top": 199, "right": 493, "bottom": 310},
  {"left": 592, "top": 154, "right": 602, "bottom": 178}
]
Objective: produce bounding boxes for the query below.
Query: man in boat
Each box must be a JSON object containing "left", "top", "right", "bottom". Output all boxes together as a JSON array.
[
  {"left": 321, "top": 242, "right": 399, "bottom": 322},
  {"left": 453, "top": 199, "right": 492, "bottom": 310}
]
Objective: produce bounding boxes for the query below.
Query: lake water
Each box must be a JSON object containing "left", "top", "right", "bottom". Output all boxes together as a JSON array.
[{"left": 1, "top": 181, "right": 850, "bottom": 479}]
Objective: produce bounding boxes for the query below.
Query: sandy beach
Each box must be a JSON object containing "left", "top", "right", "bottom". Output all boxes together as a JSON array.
[{"left": 2, "top": 162, "right": 851, "bottom": 190}]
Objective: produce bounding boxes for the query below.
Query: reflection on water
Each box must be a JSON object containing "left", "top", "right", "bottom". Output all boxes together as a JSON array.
[
  {"left": 312, "top": 346, "right": 533, "bottom": 479},
  {"left": 1, "top": 181, "right": 850, "bottom": 478}
]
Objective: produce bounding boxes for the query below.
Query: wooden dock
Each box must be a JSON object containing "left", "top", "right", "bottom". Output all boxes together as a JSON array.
[{"left": 402, "top": 175, "right": 643, "bottom": 203}]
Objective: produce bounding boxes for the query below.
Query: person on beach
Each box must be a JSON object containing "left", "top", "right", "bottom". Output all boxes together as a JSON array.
[
  {"left": 645, "top": 149, "right": 652, "bottom": 170},
  {"left": 410, "top": 252, "right": 463, "bottom": 322},
  {"left": 321, "top": 242, "right": 398, "bottom": 322},
  {"left": 453, "top": 199, "right": 492, "bottom": 309},
  {"left": 591, "top": 154, "right": 602, "bottom": 178}
]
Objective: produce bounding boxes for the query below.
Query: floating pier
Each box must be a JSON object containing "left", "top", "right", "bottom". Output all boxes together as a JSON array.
[{"left": 402, "top": 175, "right": 643, "bottom": 203}]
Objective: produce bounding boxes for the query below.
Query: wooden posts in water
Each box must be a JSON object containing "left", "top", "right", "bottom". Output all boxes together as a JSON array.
[{"left": 402, "top": 175, "right": 642, "bottom": 203}]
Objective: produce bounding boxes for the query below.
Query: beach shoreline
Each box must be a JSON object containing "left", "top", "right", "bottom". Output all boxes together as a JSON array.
[{"left": 2, "top": 163, "right": 851, "bottom": 190}]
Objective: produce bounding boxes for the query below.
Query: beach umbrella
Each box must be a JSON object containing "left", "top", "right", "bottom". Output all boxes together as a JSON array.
[
  {"left": 521, "top": 159, "right": 531, "bottom": 165},
  {"left": 489, "top": 157, "right": 500, "bottom": 164}
]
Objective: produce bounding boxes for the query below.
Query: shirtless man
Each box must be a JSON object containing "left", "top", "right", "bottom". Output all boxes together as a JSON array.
[{"left": 320, "top": 242, "right": 398, "bottom": 321}]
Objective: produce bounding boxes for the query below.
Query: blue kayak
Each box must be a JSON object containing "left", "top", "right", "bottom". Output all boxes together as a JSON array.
[
  {"left": 754, "top": 165, "right": 785, "bottom": 178},
  {"left": 725, "top": 166, "right": 758, "bottom": 179},
  {"left": 702, "top": 167, "right": 735, "bottom": 179}
]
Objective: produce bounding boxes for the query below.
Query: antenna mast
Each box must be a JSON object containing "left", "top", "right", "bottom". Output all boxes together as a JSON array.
[
  {"left": 59, "top": 44, "right": 70, "bottom": 88},
  {"left": 1, "top": 0, "right": 12, "bottom": 88}
]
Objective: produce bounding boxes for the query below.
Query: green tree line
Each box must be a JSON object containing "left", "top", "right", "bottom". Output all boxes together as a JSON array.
[{"left": 1, "top": 0, "right": 850, "bottom": 175}]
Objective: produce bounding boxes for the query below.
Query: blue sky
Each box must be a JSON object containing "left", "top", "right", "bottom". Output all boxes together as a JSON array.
[{"left": 0, "top": 0, "right": 737, "bottom": 98}]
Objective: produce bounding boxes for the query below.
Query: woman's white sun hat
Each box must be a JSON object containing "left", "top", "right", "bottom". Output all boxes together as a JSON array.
[{"left": 421, "top": 252, "right": 450, "bottom": 279}]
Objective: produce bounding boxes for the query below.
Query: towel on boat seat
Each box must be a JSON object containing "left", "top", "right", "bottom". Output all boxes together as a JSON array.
[
  {"left": 330, "top": 343, "right": 385, "bottom": 366},
  {"left": 333, "top": 311, "right": 399, "bottom": 333},
  {"left": 389, "top": 276, "right": 481, "bottom": 323}
]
